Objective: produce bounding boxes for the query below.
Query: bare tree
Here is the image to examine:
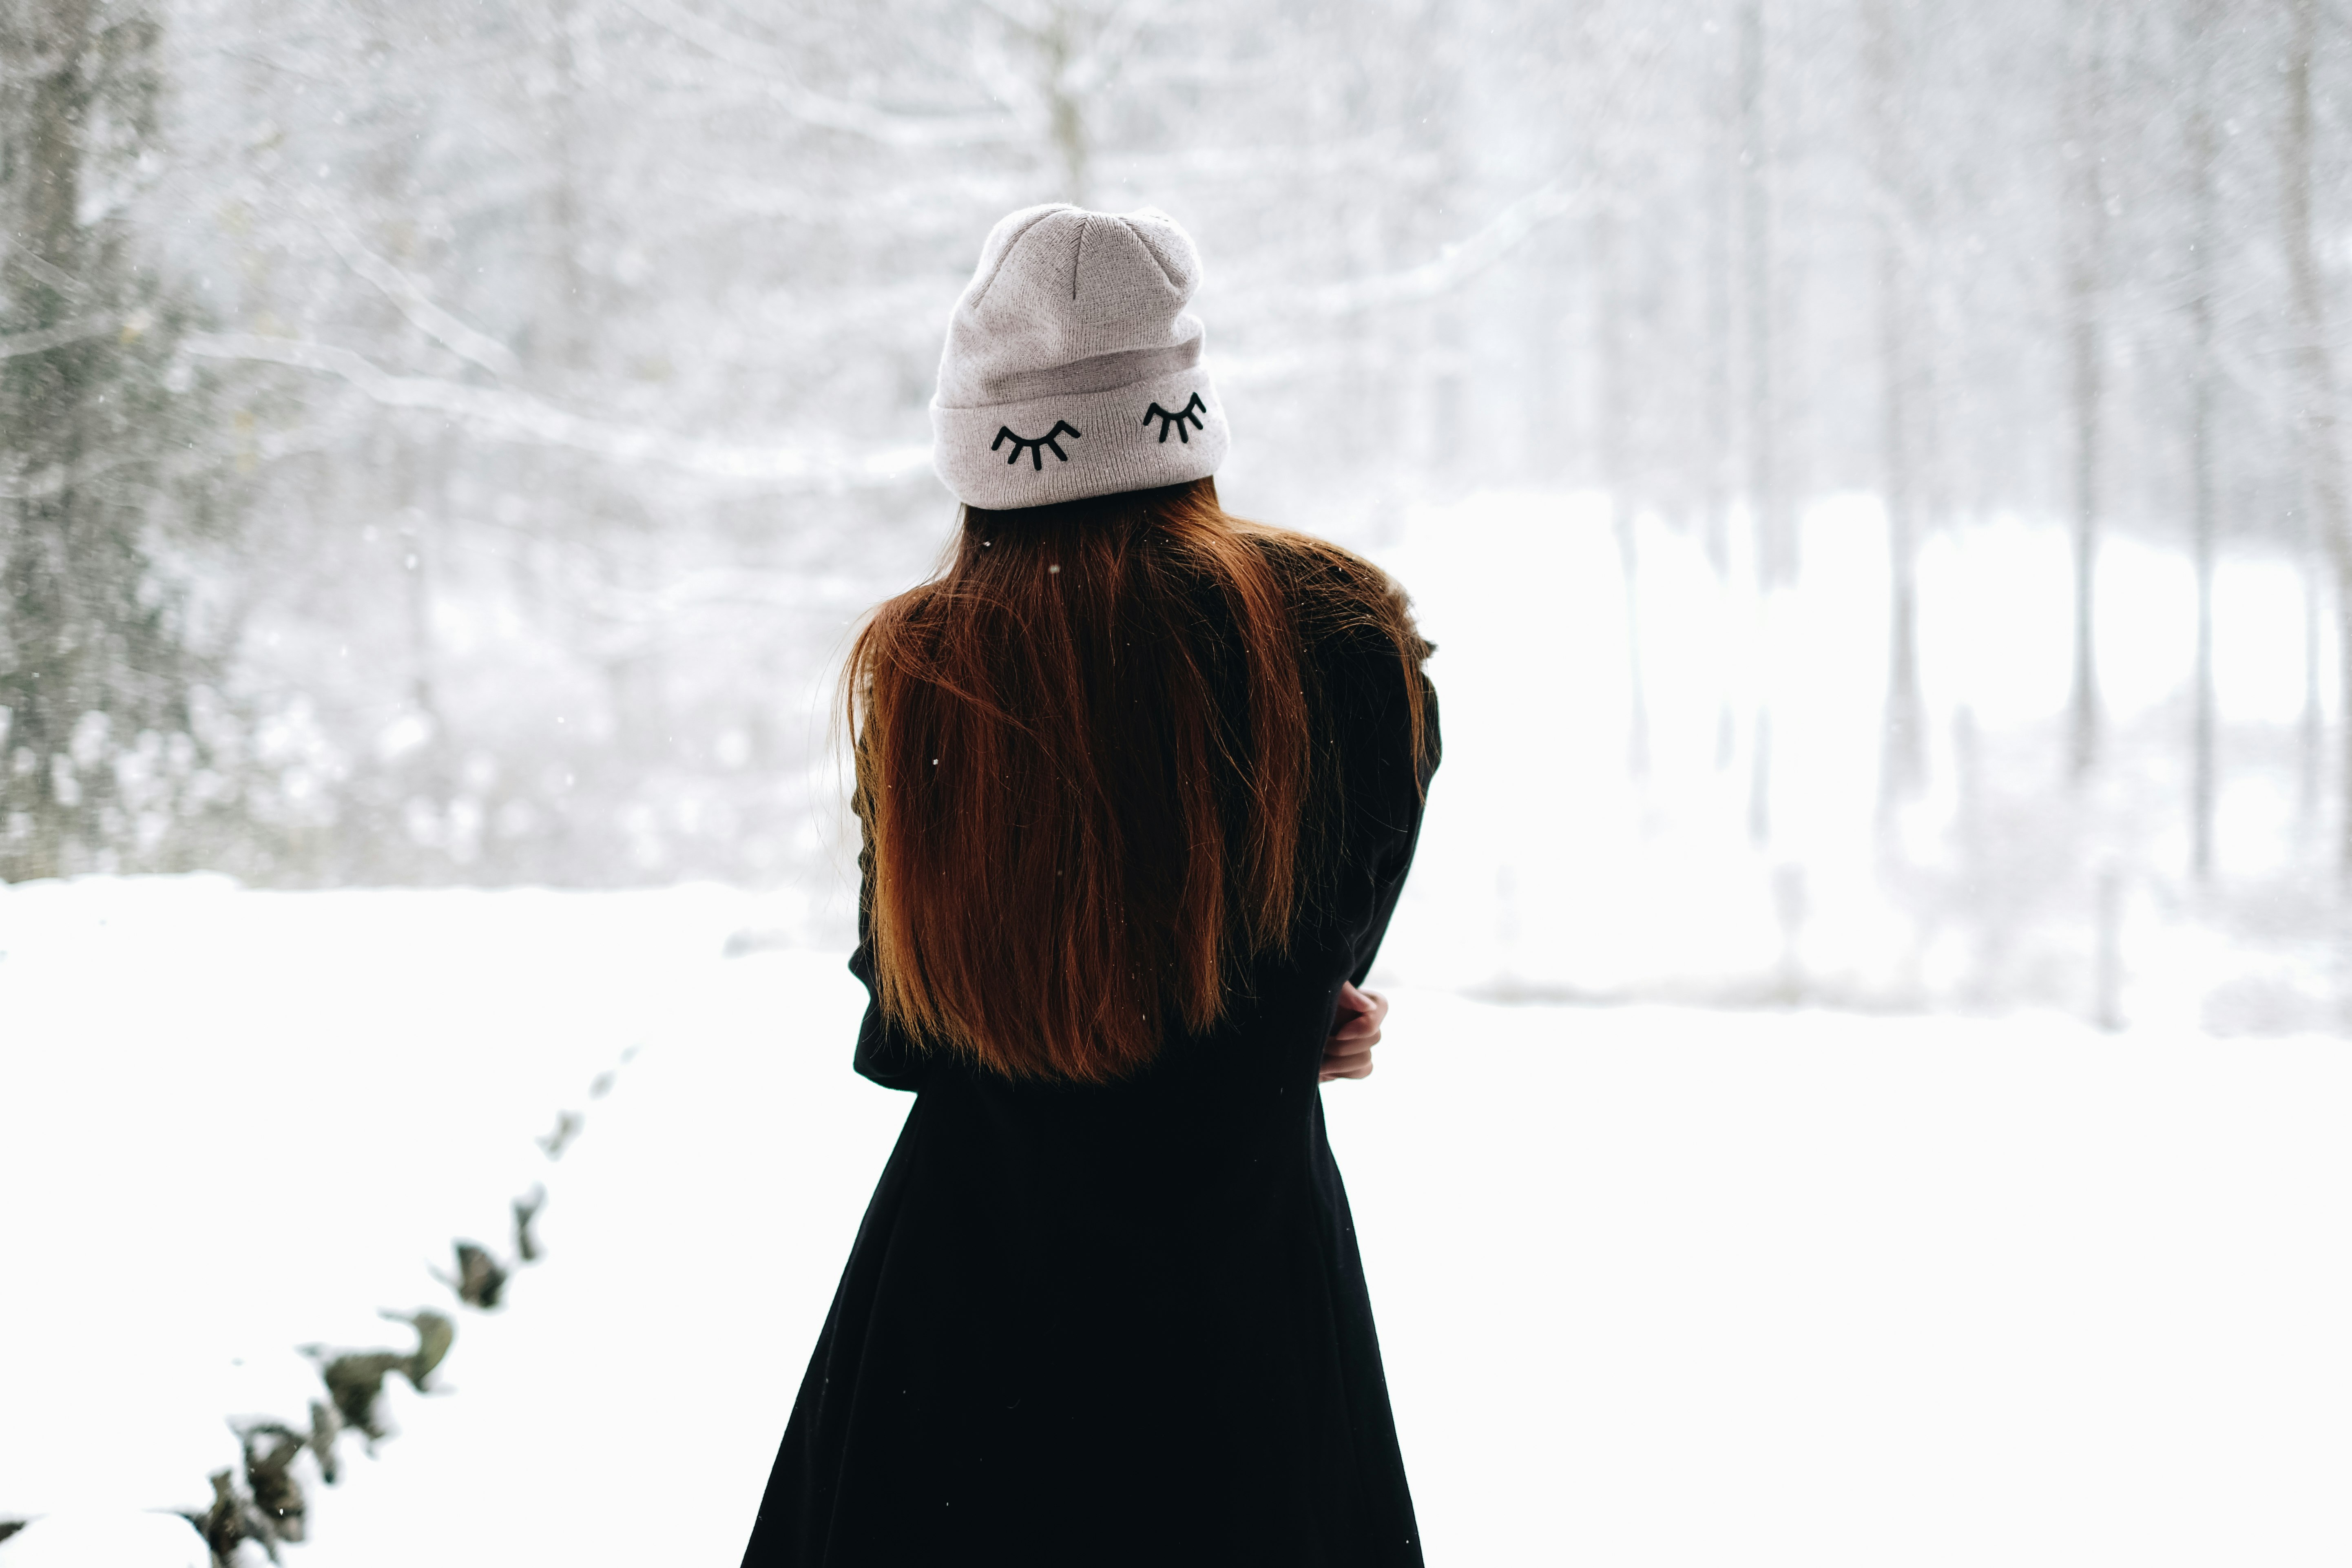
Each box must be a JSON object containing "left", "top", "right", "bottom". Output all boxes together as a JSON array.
[
  {"left": 1701, "top": 0, "right": 1739, "bottom": 776},
  {"left": 0, "top": 0, "right": 235, "bottom": 879},
  {"left": 1702, "top": 0, "right": 1737, "bottom": 586},
  {"left": 1738, "top": 0, "right": 1782, "bottom": 587},
  {"left": 2280, "top": 0, "right": 2352, "bottom": 875},
  {"left": 2184, "top": 0, "right": 2221, "bottom": 882},
  {"left": 1738, "top": 0, "right": 1779, "bottom": 845},
  {"left": 2303, "top": 503, "right": 2325, "bottom": 827},
  {"left": 2062, "top": 0, "right": 2113, "bottom": 786},
  {"left": 978, "top": 0, "right": 1156, "bottom": 208},
  {"left": 1580, "top": 4, "right": 1652, "bottom": 784},
  {"left": 1870, "top": 0, "right": 1927, "bottom": 819}
]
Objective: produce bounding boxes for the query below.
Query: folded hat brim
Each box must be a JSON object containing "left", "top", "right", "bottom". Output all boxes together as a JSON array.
[{"left": 931, "top": 367, "right": 1227, "bottom": 510}]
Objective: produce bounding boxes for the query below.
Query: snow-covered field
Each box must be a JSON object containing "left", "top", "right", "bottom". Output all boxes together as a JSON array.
[{"left": 4, "top": 876, "right": 2349, "bottom": 1566}]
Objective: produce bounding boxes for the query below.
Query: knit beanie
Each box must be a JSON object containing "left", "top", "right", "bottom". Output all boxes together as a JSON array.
[{"left": 931, "top": 203, "right": 1229, "bottom": 510}]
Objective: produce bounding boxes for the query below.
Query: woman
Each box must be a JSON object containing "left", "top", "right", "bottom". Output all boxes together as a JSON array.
[{"left": 742, "top": 204, "right": 1440, "bottom": 1567}]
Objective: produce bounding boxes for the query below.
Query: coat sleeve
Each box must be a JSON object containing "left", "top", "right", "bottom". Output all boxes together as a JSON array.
[
  {"left": 1348, "top": 790, "right": 1427, "bottom": 987},
  {"left": 1340, "top": 644, "right": 1443, "bottom": 988},
  {"left": 847, "top": 780, "right": 932, "bottom": 1093}
]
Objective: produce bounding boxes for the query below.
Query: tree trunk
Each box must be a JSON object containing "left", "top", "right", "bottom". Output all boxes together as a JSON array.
[
  {"left": 1042, "top": 5, "right": 1090, "bottom": 208},
  {"left": 1616, "top": 501, "right": 1652, "bottom": 783},
  {"left": 1704, "top": 11, "right": 1735, "bottom": 576},
  {"left": 1706, "top": 4, "right": 1737, "bottom": 772},
  {"left": 2186, "top": 0, "right": 2219, "bottom": 883},
  {"left": 2064, "top": 0, "right": 2109, "bottom": 786},
  {"left": 0, "top": 0, "right": 95, "bottom": 880},
  {"left": 2280, "top": 0, "right": 2352, "bottom": 877},
  {"left": 1739, "top": 0, "right": 1781, "bottom": 586},
  {"left": 1593, "top": 194, "right": 1650, "bottom": 783},
  {"left": 1870, "top": 0, "right": 1927, "bottom": 818},
  {"left": 2303, "top": 506, "right": 2324, "bottom": 826},
  {"left": 541, "top": 0, "right": 593, "bottom": 383},
  {"left": 1739, "top": 0, "right": 1777, "bottom": 845},
  {"left": 0, "top": 0, "right": 200, "bottom": 881}
]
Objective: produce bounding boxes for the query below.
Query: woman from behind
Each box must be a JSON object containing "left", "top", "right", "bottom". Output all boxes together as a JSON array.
[{"left": 741, "top": 203, "right": 1441, "bottom": 1568}]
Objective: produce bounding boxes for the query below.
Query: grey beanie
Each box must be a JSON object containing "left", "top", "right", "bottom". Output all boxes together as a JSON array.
[{"left": 930, "top": 203, "right": 1229, "bottom": 510}]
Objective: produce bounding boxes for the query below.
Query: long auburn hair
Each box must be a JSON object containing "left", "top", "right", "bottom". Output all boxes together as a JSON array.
[{"left": 843, "top": 477, "right": 1428, "bottom": 1085}]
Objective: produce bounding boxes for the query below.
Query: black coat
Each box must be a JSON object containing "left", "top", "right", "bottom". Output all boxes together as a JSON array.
[{"left": 743, "top": 627, "right": 1440, "bottom": 1568}]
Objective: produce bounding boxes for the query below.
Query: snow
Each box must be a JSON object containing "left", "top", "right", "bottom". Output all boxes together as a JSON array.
[
  {"left": 4, "top": 877, "right": 2350, "bottom": 1565},
  {"left": 1367, "top": 491, "right": 2341, "bottom": 1022}
]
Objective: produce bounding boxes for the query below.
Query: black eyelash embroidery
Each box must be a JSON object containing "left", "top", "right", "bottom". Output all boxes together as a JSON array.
[
  {"left": 1142, "top": 392, "right": 1207, "bottom": 444},
  {"left": 992, "top": 420, "right": 1082, "bottom": 469}
]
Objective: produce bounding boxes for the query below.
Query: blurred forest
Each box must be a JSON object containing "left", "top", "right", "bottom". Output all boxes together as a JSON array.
[{"left": 3, "top": 0, "right": 2350, "bottom": 1020}]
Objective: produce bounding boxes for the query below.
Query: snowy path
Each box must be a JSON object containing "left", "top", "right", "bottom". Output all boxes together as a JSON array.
[{"left": 2, "top": 878, "right": 2347, "bottom": 1566}]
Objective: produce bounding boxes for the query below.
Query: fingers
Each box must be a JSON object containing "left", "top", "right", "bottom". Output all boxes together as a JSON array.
[
  {"left": 1327, "top": 985, "right": 1390, "bottom": 1043},
  {"left": 1323, "top": 984, "right": 1389, "bottom": 1081},
  {"left": 1318, "top": 1033, "right": 1375, "bottom": 1083}
]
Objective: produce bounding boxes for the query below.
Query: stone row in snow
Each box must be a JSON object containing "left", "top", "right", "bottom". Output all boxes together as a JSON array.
[{"left": 3, "top": 1037, "right": 620, "bottom": 1568}]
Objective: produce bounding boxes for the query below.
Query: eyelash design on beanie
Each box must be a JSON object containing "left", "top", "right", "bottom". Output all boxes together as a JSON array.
[
  {"left": 1142, "top": 392, "right": 1207, "bottom": 444},
  {"left": 991, "top": 420, "right": 1082, "bottom": 469}
]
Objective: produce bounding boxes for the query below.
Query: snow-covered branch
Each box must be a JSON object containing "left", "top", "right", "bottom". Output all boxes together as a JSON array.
[
  {"left": 614, "top": 0, "right": 1013, "bottom": 148},
  {"left": 301, "top": 201, "right": 522, "bottom": 380},
  {"left": 0, "top": 316, "right": 120, "bottom": 358},
  {"left": 182, "top": 334, "right": 932, "bottom": 489},
  {"left": 1297, "top": 177, "right": 1595, "bottom": 316},
  {"left": 1054, "top": 0, "right": 1159, "bottom": 101}
]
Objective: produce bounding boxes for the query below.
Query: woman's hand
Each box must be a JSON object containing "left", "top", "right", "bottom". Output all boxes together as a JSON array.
[{"left": 1320, "top": 983, "right": 1387, "bottom": 1082}]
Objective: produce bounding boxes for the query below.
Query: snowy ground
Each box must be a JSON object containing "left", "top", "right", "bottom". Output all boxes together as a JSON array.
[{"left": 4, "top": 877, "right": 2349, "bottom": 1566}]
